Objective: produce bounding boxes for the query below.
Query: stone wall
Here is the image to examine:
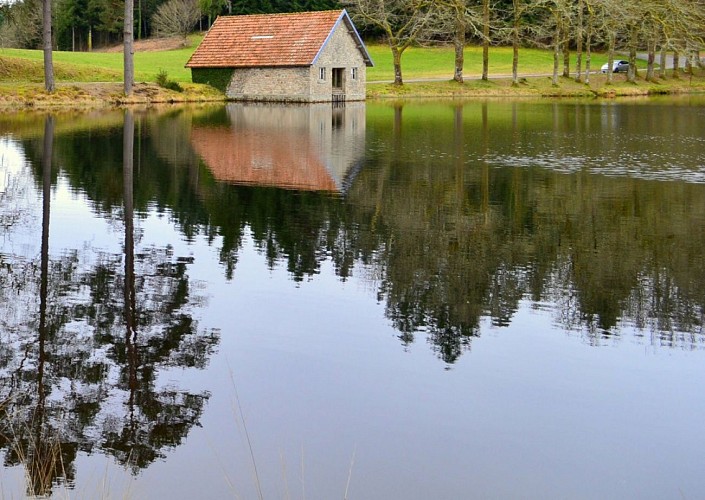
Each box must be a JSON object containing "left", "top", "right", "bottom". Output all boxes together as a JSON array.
[{"left": 226, "top": 66, "right": 311, "bottom": 102}]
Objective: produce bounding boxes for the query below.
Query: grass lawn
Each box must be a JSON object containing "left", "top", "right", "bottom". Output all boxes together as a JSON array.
[
  {"left": 1, "top": 36, "right": 627, "bottom": 85},
  {"left": 0, "top": 35, "right": 201, "bottom": 83},
  {"left": 366, "top": 44, "right": 620, "bottom": 81}
]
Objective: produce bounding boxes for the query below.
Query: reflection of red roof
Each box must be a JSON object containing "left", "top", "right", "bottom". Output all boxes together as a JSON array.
[
  {"left": 186, "top": 10, "right": 357, "bottom": 69},
  {"left": 191, "top": 127, "right": 338, "bottom": 192}
]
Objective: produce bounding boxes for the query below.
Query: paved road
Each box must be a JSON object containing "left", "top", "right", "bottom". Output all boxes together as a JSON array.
[{"left": 637, "top": 52, "right": 705, "bottom": 69}]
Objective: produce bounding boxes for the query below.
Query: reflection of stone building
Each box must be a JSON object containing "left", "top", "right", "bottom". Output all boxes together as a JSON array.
[
  {"left": 191, "top": 103, "right": 366, "bottom": 193},
  {"left": 186, "top": 10, "right": 373, "bottom": 103}
]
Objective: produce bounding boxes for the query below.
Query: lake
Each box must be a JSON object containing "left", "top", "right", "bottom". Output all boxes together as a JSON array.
[{"left": 1, "top": 98, "right": 704, "bottom": 499}]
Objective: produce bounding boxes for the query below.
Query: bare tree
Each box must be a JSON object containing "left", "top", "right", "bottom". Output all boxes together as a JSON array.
[
  {"left": 125, "top": 0, "right": 134, "bottom": 96},
  {"left": 507, "top": 0, "right": 547, "bottom": 86},
  {"left": 152, "top": 0, "right": 201, "bottom": 39},
  {"left": 419, "top": 0, "right": 483, "bottom": 83},
  {"left": 345, "top": 0, "right": 434, "bottom": 85}
]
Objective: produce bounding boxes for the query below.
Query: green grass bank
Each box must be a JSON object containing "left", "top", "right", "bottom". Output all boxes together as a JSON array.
[{"left": 1, "top": 36, "right": 703, "bottom": 107}]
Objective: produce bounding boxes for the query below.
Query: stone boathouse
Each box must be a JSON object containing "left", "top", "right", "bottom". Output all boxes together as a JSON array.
[{"left": 185, "top": 10, "right": 373, "bottom": 103}]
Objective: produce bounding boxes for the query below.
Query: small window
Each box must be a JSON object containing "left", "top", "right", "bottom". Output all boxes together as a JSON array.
[
  {"left": 351, "top": 67, "right": 358, "bottom": 80},
  {"left": 319, "top": 67, "right": 326, "bottom": 80}
]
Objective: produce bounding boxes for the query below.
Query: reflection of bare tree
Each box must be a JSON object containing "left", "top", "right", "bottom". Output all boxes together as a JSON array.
[
  {"left": 0, "top": 112, "right": 220, "bottom": 492},
  {"left": 0, "top": 116, "right": 87, "bottom": 495}
]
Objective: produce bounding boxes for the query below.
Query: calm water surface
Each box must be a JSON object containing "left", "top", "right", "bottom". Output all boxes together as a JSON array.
[{"left": 0, "top": 98, "right": 704, "bottom": 499}]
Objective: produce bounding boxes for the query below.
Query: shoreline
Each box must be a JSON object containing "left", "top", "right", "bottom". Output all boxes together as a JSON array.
[{"left": 0, "top": 74, "right": 704, "bottom": 109}]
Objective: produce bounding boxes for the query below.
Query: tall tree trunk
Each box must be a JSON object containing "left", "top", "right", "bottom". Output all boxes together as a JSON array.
[
  {"left": 646, "top": 40, "right": 656, "bottom": 81},
  {"left": 606, "top": 33, "right": 615, "bottom": 85},
  {"left": 124, "top": 0, "right": 134, "bottom": 96},
  {"left": 574, "top": 0, "right": 583, "bottom": 82},
  {"left": 659, "top": 46, "right": 667, "bottom": 78},
  {"left": 482, "top": 0, "right": 489, "bottom": 80},
  {"left": 562, "top": 41, "right": 570, "bottom": 77},
  {"left": 42, "top": 0, "right": 54, "bottom": 93},
  {"left": 685, "top": 48, "right": 693, "bottom": 75},
  {"left": 391, "top": 45, "right": 403, "bottom": 85},
  {"left": 511, "top": 0, "right": 519, "bottom": 86},
  {"left": 627, "top": 43, "right": 637, "bottom": 83},
  {"left": 453, "top": 16, "right": 465, "bottom": 83},
  {"left": 673, "top": 50, "right": 680, "bottom": 79},
  {"left": 552, "top": 23, "right": 560, "bottom": 86},
  {"left": 584, "top": 23, "right": 592, "bottom": 85}
]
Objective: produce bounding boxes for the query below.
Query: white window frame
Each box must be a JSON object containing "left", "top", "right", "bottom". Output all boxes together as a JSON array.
[
  {"left": 319, "top": 67, "right": 326, "bottom": 81},
  {"left": 351, "top": 67, "right": 358, "bottom": 80}
]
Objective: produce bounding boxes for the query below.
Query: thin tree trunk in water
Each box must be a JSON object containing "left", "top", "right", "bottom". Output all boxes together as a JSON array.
[
  {"left": 32, "top": 114, "right": 54, "bottom": 495},
  {"left": 482, "top": 0, "right": 489, "bottom": 80},
  {"left": 574, "top": 0, "right": 583, "bottom": 82},
  {"left": 40, "top": 116, "right": 53, "bottom": 361},
  {"left": 391, "top": 45, "right": 403, "bottom": 85},
  {"left": 453, "top": 17, "right": 465, "bottom": 83},
  {"left": 124, "top": 0, "right": 134, "bottom": 96},
  {"left": 123, "top": 109, "right": 138, "bottom": 411},
  {"left": 42, "top": 0, "right": 54, "bottom": 92}
]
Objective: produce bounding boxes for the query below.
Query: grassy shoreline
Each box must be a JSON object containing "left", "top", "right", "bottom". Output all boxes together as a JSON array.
[
  {"left": 0, "top": 75, "right": 702, "bottom": 109},
  {"left": 1, "top": 39, "right": 704, "bottom": 108}
]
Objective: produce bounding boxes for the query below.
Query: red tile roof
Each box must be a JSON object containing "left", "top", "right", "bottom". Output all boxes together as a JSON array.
[{"left": 186, "top": 10, "right": 371, "bottom": 69}]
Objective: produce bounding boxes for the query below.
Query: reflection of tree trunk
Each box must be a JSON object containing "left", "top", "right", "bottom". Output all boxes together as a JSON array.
[
  {"left": 481, "top": 103, "right": 489, "bottom": 224},
  {"left": 31, "top": 115, "right": 54, "bottom": 497},
  {"left": 393, "top": 104, "right": 403, "bottom": 149},
  {"left": 453, "top": 106, "right": 464, "bottom": 206},
  {"left": 123, "top": 110, "right": 138, "bottom": 436}
]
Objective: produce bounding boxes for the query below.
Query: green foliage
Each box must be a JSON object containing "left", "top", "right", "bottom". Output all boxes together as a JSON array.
[
  {"left": 190, "top": 67, "right": 233, "bottom": 92},
  {"left": 156, "top": 68, "right": 184, "bottom": 91}
]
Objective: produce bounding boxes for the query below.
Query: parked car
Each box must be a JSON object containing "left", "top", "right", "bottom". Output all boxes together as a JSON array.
[{"left": 601, "top": 60, "right": 630, "bottom": 73}]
